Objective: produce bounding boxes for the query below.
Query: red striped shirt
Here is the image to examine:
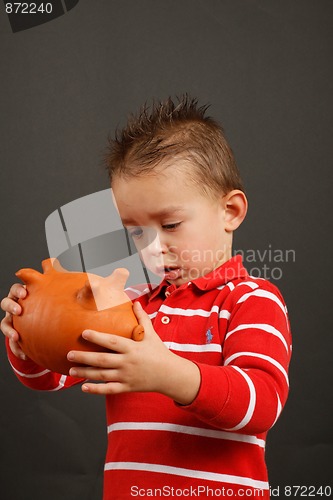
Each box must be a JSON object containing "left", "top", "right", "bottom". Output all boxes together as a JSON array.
[{"left": 6, "top": 256, "right": 292, "bottom": 499}]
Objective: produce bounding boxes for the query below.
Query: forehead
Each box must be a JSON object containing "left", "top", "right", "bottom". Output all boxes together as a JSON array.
[
  {"left": 113, "top": 161, "right": 196, "bottom": 198},
  {"left": 111, "top": 163, "right": 202, "bottom": 223}
]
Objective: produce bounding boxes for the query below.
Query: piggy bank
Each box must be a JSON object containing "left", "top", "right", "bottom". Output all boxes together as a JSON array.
[{"left": 13, "top": 258, "right": 144, "bottom": 375}]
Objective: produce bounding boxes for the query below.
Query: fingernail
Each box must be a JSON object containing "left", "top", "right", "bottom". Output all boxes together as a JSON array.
[
  {"left": 20, "top": 354, "right": 27, "bottom": 360},
  {"left": 69, "top": 368, "right": 77, "bottom": 376},
  {"left": 12, "top": 306, "right": 19, "bottom": 314},
  {"left": 67, "top": 352, "right": 75, "bottom": 360},
  {"left": 82, "top": 385, "right": 89, "bottom": 392}
]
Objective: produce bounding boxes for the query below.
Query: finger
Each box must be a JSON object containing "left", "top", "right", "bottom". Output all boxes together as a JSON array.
[
  {"left": 1, "top": 313, "right": 20, "bottom": 339},
  {"left": 8, "top": 284, "right": 27, "bottom": 301},
  {"left": 82, "top": 329, "right": 132, "bottom": 353},
  {"left": 133, "top": 301, "right": 152, "bottom": 331},
  {"left": 0, "top": 297, "right": 22, "bottom": 315},
  {"left": 69, "top": 365, "right": 120, "bottom": 381},
  {"left": 81, "top": 381, "right": 126, "bottom": 395},
  {"left": 9, "top": 339, "right": 27, "bottom": 360},
  {"left": 67, "top": 348, "right": 123, "bottom": 368}
]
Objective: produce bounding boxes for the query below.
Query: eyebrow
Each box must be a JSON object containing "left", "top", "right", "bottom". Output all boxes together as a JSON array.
[{"left": 121, "top": 206, "right": 186, "bottom": 226}]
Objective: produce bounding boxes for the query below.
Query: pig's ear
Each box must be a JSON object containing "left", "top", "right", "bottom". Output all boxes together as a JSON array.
[
  {"left": 104, "top": 268, "right": 129, "bottom": 291},
  {"left": 15, "top": 267, "right": 43, "bottom": 285},
  {"left": 42, "top": 258, "right": 68, "bottom": 274}
]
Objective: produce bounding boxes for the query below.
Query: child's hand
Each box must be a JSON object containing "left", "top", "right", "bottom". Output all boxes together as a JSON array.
[
  {"left": 0, "top": 284, "right": 28, "bottom": 360},
  {"left": 67, "top": 302, "right": 201, "bottom": 405}
]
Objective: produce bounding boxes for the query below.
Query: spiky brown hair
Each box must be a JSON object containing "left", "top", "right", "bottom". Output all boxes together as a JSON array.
[{"left": 105, "top": 94, "right": 244, "bottom": 197}]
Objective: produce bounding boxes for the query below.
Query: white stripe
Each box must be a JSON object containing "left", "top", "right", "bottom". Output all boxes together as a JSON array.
[
  {"left": 10, "top": 359, "right": 70, "bottom": 391},
  {"left": 49, "top": 374, "right": 68, "bottom": 391},
  {"left": 219, "top": 309, "right": 231, "bottom": 320},
  {"left": 227, "top": 282, "right": 235, "bottom": 291},
  {"left": 225, "top": 323, "right": 289, "bottom": 353},
  {"left": 159, "top": 304, "right": 220, "bottom": 317},
  {"left": 107, "top": 421, "right": 265, "bottom": 448},
  {"left": 104, "top": 462, "right": 269, "bottom": 490},
  {"left": 236, "top": 281, "right": 259, "bottom": 290},
  {"left": 225, "top": 367, "right": 256, "bottom": 431},
  {"left": 224, "top": 352, "right": 289, "bottom": 386},
  {"left": 216, "top": 284, "right": 226, "bottom": 290},
  {"left": 271, "top": 392, "right": 282, "bottom": 428},
  {"left": 164, "top": 341, "right": 222, "bottom": 353},
  {"left": 9, "top": 361, "right": 70, "bottom": 391},
  {"left": 237, "top": 289, "right": 287, "bottom": 317},
  {"left": 150, "top": 306, "right": 230, "bottom": 321},
  {"left": 125, "top": 287, "right": 144, "bottom": 297},
  {"left": 9, "top": 361, "right": 50, "bottom": 378}
]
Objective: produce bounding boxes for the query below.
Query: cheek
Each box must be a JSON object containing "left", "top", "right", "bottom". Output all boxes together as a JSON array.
[{"left": 178, "top": 233, "right": 223, "bottom": 265}]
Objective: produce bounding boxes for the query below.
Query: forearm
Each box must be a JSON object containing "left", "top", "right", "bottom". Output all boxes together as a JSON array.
[
  {"left": 179, "top": 361, "right": 289, "bottom": 434},
  {"left": 6, "top": 337, "right": 83, "bottom": 391}
]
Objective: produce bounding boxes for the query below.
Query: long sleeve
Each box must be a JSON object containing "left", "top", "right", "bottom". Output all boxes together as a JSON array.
[
  {"left": 180, "top": 279, "right": 292, "bottom": 434},
  {"left": 6, "top": 337, "right": 84, "bottom": 391}
]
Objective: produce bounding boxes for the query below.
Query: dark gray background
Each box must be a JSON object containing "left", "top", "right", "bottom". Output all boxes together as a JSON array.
[{"left": 1, "top": 1, "right": 332, "bottom": 498}]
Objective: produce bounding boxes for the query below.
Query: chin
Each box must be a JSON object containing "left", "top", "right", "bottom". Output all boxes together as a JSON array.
[{"left": 167, "top": 276, "right": 188, "bottom": 287}]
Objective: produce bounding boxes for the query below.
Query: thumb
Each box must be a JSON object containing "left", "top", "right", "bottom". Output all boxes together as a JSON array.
[{"left": 133, "top": 301, "right": 152, "bottom": 331}]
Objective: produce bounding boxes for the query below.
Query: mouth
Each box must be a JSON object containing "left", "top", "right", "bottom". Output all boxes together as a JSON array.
[{"left": 156, "top": 266, "right": 182, "bottom": 280}]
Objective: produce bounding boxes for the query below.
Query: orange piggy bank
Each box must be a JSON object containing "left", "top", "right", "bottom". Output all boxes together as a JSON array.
[{"left": 13, "top": 258, "right": 144, "bottom": 375}]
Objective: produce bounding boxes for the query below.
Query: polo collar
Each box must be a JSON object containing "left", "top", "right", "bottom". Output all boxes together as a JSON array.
[{"left": 148, "top": 255, "right": 248, "bottom": 301}]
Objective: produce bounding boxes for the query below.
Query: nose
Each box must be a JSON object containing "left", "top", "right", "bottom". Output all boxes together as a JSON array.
[
  {"left": 145, "top": 233, "right": 167, "bottom": 256},
  {"left": 138, "top": 230, "right": 168, "bottom": 272}
]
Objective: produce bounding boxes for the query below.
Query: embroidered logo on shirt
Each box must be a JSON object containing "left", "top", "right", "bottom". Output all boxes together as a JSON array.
[{"left": 206, "top": 327, "right": 213, "bottom": 344}]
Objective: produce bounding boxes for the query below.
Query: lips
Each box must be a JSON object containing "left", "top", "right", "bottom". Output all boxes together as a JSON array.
[
  {"left": 162, "top": 267, "right": 182, "bottom": 280},
  {"left": 155, "top": 265, "right": 182, "bottom": 280}
]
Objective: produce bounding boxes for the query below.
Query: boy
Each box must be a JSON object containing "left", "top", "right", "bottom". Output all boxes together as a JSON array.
[{"left": 1, "top": 95, "right": 292, "bottom": 499}]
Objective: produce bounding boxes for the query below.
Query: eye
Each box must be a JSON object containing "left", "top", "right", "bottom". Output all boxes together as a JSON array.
[
  {"left": 127, "top": 227, "right": 143, "bottom": 239},
  {"left": 162, "top": 222, "right": 182, "bottom": 231}
]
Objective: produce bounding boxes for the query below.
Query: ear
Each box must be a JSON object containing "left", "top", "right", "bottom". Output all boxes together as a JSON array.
[{"left": 222, "top": 190, "right": 248, "bottom": 232}]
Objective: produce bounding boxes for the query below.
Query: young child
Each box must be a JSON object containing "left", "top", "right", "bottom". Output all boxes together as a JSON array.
[{"left": 1, "top": 95, "right": 292, "bottom": 499}]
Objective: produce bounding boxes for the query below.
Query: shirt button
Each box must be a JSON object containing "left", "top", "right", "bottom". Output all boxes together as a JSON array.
[
  {"left": 165, "top": 291, "right": 171, "bottom": 297},
  {"left": 161, "top": 316, "right": 170, "bottom": 324}
]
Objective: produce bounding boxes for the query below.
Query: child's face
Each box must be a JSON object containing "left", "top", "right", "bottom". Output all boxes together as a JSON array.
[{"left": 112, "top": 162, "right": 233, "bottom": 286}]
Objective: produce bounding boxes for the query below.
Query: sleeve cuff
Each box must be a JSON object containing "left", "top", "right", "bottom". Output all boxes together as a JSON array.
[{"left": 175, "top": 362, "right": 231, "bottom": 424}]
